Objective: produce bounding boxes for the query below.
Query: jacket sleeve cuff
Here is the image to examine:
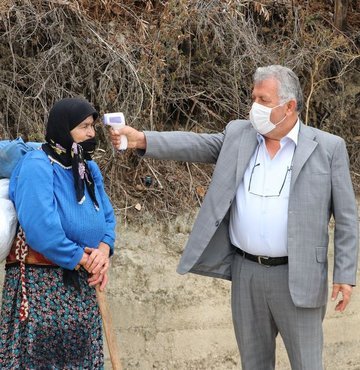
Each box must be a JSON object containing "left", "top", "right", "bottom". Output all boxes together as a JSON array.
[{"left": 66, "top": 247, "right": 84, "bottom": 270}]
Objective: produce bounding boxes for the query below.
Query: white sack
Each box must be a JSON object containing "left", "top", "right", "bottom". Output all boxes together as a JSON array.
[
  {"left": 0, "top": 178, "right": 10, "bottom": 199},
  {"left": 0, "top": 179, "right": 17, "bottom": 262}
]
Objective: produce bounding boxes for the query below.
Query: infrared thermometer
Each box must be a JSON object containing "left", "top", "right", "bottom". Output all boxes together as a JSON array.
[{"left": 103, "top": 112, "right": 128, "bottom": 151}]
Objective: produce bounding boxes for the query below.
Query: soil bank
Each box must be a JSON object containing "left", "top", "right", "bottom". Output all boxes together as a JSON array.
[{"left": 1, "top": 212, "right": 359, "bottom": 369}]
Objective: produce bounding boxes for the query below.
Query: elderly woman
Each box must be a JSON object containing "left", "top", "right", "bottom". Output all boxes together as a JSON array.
[{"left": 0, "top": 98, "right": 116, "bottom": 369}]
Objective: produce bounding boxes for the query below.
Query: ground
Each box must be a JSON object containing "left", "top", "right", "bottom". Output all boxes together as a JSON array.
[{"left": 1, "top": 211, "right": 360, "bottom": 369}]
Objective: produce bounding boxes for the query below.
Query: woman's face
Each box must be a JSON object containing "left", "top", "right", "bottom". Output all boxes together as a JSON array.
[{"left": 70, "top": 115, "right": 96, "bottom": 143}]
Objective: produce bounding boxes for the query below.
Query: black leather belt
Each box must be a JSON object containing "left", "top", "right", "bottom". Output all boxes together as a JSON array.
[{"left": 235, "top": 248, "right": 288, "bottom": 266}]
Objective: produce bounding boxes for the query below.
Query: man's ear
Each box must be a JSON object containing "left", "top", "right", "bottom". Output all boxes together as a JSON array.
[{"left": 286, "top": 99, "right": 297, "bottom": 113}]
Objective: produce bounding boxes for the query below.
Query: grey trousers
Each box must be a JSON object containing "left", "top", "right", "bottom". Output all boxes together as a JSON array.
[{"left": 231, "top": 253, "right": 326, "bottom": 370}]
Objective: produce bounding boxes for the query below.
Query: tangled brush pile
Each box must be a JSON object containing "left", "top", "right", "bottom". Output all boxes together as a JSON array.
[{"left": 1, "top": 0, "right": 359, "bottom": 219}]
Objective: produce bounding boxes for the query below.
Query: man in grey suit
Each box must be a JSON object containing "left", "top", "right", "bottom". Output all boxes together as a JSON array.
[{"left": 111, "top": 65, "right": 359, "bottom": 370}]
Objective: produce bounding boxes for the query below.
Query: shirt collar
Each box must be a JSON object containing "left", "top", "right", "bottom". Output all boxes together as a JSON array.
[
  {"left": 285, "top": 119, "right": 300, "bottom": 145},
  {"left": 256, "top": 119, "right": 300, "bottom": 146}
]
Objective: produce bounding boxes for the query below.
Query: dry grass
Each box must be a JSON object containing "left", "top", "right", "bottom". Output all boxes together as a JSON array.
[{"left": 0, "top": 0, "right": 359, "bottom": 220}]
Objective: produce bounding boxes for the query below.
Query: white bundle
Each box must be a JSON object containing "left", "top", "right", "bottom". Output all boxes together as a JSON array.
[{"left": 0, "top": 179, "right": 17, "bottom": 262}]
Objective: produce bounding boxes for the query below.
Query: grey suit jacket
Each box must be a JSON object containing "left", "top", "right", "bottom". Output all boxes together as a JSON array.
[{"left": 143, "top": 120, "right": 359, "bottom": 308}]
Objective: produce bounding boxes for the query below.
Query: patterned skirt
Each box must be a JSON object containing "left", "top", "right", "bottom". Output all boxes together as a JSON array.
[{"left": 0, "top": 265, "right": 104, "bottom": 369}]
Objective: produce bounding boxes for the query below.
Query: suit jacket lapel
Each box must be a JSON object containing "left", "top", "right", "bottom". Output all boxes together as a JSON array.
[
  {"left": 235, "top": 125, "right": 258, "bottom": 187},
  {"left": 290, "top": 122, "right": 318, "bottom": 191}
]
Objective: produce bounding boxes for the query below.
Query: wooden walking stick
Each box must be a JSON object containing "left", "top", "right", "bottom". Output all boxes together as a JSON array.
[{"left": 96, "top": 287, "right": 123, "bottom": 370}]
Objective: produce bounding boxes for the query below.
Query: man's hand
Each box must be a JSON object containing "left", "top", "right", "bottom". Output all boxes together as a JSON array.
[
  {"left": 331, "top": 283, "right": 353, "bottom": 312},
  {"left": 109, "top": 126, "right": 146, "bottom": 150}
]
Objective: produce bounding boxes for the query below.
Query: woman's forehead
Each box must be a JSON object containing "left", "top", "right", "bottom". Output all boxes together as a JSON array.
[{"left": 78, "top": 115, "right": 95, "bottom": 125}]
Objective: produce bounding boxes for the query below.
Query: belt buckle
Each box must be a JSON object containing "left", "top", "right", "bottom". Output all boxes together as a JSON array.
[{"left": 257, "top": 255, "right": 270, "bottom": 267}]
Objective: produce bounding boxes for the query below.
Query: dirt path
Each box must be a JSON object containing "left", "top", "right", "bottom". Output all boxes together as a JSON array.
[{"left": 1, "top": 212, "right": 359, "bottom": 369}]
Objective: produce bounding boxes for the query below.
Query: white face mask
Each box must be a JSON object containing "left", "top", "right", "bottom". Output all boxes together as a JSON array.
[{"left": 249, "top": 102, "right": 286, "bottom": 135}]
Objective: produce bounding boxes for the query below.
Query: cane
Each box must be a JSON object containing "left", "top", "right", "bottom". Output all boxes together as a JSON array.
[{"left": 96, "top": 286, "right": 123, "bottom": 370}]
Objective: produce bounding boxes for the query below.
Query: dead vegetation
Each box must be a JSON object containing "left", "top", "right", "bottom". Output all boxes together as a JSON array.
[{"left": 0, "top": 0, "right": 359, "bottom": 220}]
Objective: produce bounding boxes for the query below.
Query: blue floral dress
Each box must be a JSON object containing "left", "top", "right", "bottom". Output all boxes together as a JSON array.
[{"left": 0, "top": 265, "right": 104, "bottom": 369}]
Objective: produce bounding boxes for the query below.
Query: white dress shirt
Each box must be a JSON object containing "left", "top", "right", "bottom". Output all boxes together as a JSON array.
[{"left": 229, "top": 121, "right": 299, "bottom": 257}]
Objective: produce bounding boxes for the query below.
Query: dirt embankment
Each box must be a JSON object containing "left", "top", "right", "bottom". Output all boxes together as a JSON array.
[{"left": 1, "top": 211, "right": 359, "bottom": 369}]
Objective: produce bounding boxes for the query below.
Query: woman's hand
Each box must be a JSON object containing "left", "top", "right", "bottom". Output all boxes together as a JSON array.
[
  {"left": 88, "top": 271, "right": 108, "bottom": 291},
  {"left": 83, "top": 242, "right": 110, "bottom": 275},
  {"left": 78, "top": 251, "right": 90, "bottom": 269}
]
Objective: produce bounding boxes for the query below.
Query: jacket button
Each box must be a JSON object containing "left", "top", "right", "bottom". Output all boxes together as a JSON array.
[{"left": 215, "top": 221, "right": 220, "bottom": 227}]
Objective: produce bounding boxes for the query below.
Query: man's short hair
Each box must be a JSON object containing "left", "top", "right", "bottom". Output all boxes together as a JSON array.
[{"left": 254, "top": 65, "right": 303, "bottom": 112}]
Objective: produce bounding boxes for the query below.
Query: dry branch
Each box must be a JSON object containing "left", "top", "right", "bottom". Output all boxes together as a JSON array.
[{"left": 1, "top": 0, "right": 359, "bottom": 218}]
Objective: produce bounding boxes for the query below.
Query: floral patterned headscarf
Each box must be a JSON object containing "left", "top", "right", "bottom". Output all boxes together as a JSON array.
[{"left": 42, "top": 97, "right": 99, "bottom": 210}]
